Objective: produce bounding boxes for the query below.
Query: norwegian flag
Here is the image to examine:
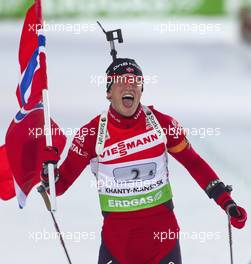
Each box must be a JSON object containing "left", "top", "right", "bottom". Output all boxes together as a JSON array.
[
  {"left": 16, "top": 0, "right": 46, "bottom": 116},
  {"left": 0, "top": 0, "right": 66, "bottom": 208}
]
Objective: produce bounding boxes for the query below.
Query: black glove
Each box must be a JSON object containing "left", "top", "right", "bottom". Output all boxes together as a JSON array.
[{"left": 225, "top": 202, "right": 247, "bottom": 229}]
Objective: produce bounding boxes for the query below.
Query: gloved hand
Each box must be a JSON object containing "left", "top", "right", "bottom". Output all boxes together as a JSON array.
[
  {"left": 205, "top": 180, "right": 247, "bottom": 229},
  {"left": 216, "top": 191, "right": 247, "bottom": 229},
  {"left": 42, "top": 146, "right": 60, "bottom": 165},
  {"left": 225, "top": 203, "right": 247, "bottom": 229},
  {"left": 41, "top": 146, "right": 60, "bottom": 190}
]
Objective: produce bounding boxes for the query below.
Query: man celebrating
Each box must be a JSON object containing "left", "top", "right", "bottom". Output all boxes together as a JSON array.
[{"left": 42, "top": 58, "right": 247, "bottom": 264}]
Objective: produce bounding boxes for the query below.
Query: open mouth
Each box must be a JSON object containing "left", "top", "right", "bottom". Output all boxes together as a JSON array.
[{"left": 122, "top": 94, "right": 134, "bottom": 108}]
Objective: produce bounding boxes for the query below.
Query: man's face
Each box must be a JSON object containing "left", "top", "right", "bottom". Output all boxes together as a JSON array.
[{"left": 107, "top": 74, "right": 143, "bottom": 117}]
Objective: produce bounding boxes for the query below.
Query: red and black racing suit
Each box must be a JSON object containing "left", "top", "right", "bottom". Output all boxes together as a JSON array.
[{"left": 55, "top": 104, "right": 227, "bottom": 264}]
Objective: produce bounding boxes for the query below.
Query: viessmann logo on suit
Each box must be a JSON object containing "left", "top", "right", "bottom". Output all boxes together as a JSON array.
[{"left": 99, "top": 130, "right": 162, "bottom": 162}]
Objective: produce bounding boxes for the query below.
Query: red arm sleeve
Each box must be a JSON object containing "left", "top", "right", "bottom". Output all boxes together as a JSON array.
[
  {"left": 56, "top": 116, "right": 99, "bottom": 195},
  {"left": 170, "top": 145, "right": 233, "bottom": 209},
  {"left": 150, "top": 106, "right": 233, "bottom": 209},
  {"left": 169, "top": 144, "right": 219, "bottom": 190}
]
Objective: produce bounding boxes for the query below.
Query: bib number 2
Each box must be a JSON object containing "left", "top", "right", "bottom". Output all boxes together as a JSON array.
[{"left": 113, "top": 162, "right": 157, "bottom": 183}]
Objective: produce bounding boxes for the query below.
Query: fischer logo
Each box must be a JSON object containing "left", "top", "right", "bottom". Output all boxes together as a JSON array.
[
  {"left": 148, "top": 114, "right": 163, "bottom": 138},
  {"left": 100, "top": 132, "right": 159, "bottom": 160},
  {"left": 108, "top": 190, "right": 163, "bottom": 208},
  {"left": 97, "top": 119, "right": 106, "bottom": 145}
]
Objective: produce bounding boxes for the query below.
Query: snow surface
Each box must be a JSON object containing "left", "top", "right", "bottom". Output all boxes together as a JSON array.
[{"left": 0, "top": 18, "right": 251, "bottom": 264}]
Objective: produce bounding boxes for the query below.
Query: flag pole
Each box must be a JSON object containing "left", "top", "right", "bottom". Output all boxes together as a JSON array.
[
  {"left": 42, "top": 89, "right": 57, "bottom": 211},
  {"left": 36, "top": 0, "right": 57, "bottom": 211}
]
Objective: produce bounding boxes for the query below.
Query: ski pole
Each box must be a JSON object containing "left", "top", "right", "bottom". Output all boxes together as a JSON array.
[
  {"left": 225, "top": 185, "right": 234, "bottom": 264},
  {"left": 37, "top": 185, "right": 73, "bottom": 264},
  {"left": 227, "top": 211, "right": 234, "bottom": 264}
]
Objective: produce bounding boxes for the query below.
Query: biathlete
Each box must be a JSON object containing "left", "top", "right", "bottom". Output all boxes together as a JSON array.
[{"left": 41, "top": 58, "right": 247, "bottom": 264}]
